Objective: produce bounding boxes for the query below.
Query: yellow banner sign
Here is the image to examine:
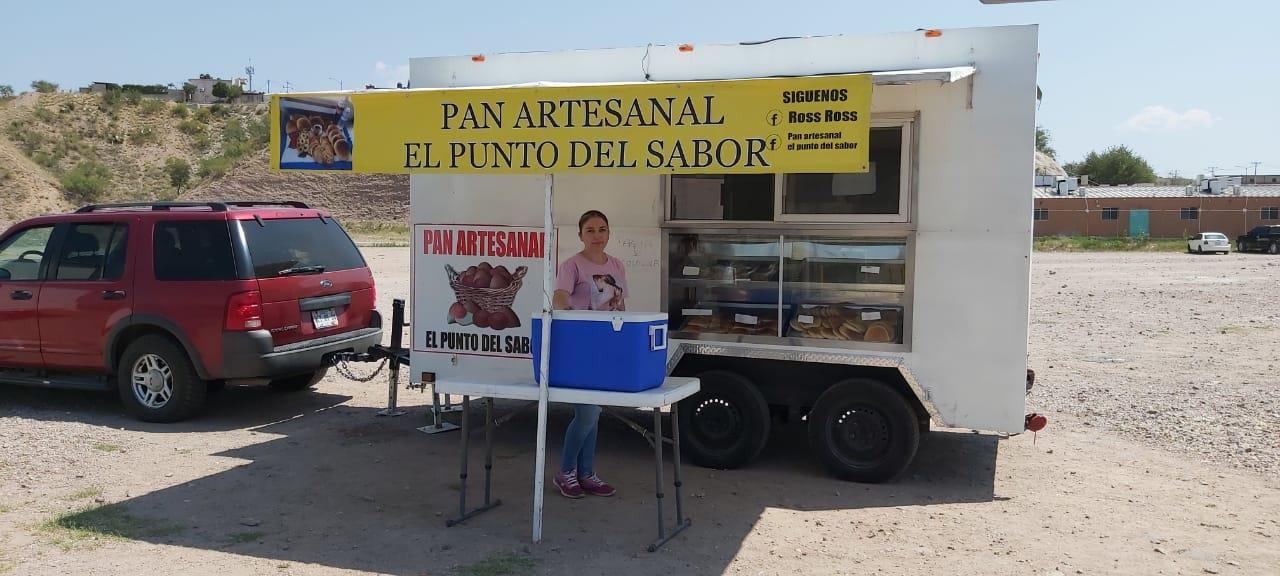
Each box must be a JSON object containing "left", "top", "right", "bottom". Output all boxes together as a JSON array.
[{"left": 271, "top": 75, "right": 871, "bottom": 174}]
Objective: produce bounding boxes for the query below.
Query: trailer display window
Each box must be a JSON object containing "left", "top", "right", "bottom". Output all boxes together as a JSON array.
[
  {"left": 779, "top": 124, "right": 911, "bottom": 222},
  {"left": 667, "top": 234, "right": 781, "bottom": 339},
  {"left": 667, "top": 233, "right": 907, "bottom": 348},
  {"left": 669, "top": 174, "right": 774, "bottom": 221},
  {"left": 782, "top": 237, "right": 905, "bottom": 345}
]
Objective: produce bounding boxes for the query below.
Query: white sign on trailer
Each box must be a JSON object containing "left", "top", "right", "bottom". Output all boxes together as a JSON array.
[{"left": 412, "top": 224, "right": 552, "bottom": 360}]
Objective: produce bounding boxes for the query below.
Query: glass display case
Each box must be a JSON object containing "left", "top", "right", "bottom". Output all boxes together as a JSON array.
[{"left": 667, "top": 233, "right": 908, "bottom": 348}]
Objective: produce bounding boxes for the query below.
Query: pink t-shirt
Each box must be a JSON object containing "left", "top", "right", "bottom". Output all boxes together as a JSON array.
[{"left": 556, "top": 252, "right": 627, "bottom": 311}]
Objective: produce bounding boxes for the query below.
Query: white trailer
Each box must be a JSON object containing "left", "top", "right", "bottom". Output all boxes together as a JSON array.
[{"left": 408, "top": 25, "right": 1039, "bottom": 482}]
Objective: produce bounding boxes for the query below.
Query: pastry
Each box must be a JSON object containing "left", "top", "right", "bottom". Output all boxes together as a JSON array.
[{"left": 863, "top": 322, "right": 895, "bottom": 343}]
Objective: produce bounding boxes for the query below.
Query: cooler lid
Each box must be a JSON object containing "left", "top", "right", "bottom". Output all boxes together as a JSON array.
[{"left": 538, "top": 311, "right": 668, "bottom": 323}]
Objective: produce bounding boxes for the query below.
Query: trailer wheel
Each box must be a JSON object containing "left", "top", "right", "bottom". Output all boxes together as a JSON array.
[
  {"left": 808, "top": 379, "right": 920, "bottom": 483},
  {"left": 677, "top": 370, "right": 770, "bottom": 469}
]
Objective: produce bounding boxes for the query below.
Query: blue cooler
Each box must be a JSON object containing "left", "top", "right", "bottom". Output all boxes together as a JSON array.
[{"left": 531, "top": 311, "right": 668, "bottom": 392}]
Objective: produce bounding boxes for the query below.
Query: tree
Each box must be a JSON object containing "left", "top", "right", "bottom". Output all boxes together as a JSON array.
[
  {"left": 30, "top": 80, "right": 58, "bottom": 93},
  {"left": 163, "top": 157, "right": 191, "bottom": 194},
  {"left": 0, "top": 85, "right": 13, "bottom": 98},
  {"left": 1035, "top": 125, "right": 1056, "bottom": 159},
  {"left": 211, "top": 81, "right": 230, "bottom": 100},
  {"left": 182, "top": 82, "right": 196, "bottom": 102},
  {"left": 227, "top": 84, "right": 244, "bottom": 100},
  {"left": 1063, "top": 145, "right": 1157, "bottom": 185}
]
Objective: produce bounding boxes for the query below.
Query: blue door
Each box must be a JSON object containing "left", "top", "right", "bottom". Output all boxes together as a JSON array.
[{"left": 1129, "top": 209, "right": 1150, "bottom": 237}]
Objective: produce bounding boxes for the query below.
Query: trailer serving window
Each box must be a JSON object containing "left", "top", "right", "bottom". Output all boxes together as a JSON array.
[
  {"left": 665, "top": 118, "right": 915, "bottom": 224},
  {"left": 779, "top": 120, "right": 913, "bottom": 222}
]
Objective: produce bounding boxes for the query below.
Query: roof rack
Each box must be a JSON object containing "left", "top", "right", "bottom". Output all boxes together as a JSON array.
[
  {"left": 75, "top": 201, "right": 311, "bottom": 213},
  {"left": 222, "top": 201, "right": 311, "bottom": 209}
]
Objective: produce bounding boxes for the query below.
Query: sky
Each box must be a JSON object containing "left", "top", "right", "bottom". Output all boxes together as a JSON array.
[{"left": 2, "top": 0, "right": 1277, "bottom": 179}]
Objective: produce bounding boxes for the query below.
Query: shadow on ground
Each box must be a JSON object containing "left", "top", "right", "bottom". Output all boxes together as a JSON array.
[{"left": 8, "top": 389, "right": 998, "bottom": 574}]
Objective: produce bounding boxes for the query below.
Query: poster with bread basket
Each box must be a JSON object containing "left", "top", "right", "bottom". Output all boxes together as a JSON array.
[{"left": 413, "top": 224, "right": 553, "bottom": 359}]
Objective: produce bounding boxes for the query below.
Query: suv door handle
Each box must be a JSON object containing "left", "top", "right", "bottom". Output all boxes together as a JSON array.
[
  {"left": 101, "top": 290, "right": 127, "bottom": 301},
  {"left": 10, "top": 290, "right": 33, "bottom": 301}
]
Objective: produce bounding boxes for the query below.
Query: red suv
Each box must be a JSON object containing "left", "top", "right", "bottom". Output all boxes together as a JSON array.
[{"left": 0, "top": 201, "right": 381, "bottom": 422}]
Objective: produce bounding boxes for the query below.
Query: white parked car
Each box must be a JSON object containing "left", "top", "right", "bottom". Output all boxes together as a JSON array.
[{"left": 1188, "top": 232, "right": 1231, "bottom": 254}]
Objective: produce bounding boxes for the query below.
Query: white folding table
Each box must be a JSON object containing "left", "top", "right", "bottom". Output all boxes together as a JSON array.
[{"left": 436, "top": 376, "right": 699, "bottom": 551}]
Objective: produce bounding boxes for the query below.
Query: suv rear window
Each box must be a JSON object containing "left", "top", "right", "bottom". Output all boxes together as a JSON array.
[
  {"left": 155, "top": 221, "right": 236, "bottom": 281},
  {"left": 239, "top": 217, "right": 364, "bottom": 278}
]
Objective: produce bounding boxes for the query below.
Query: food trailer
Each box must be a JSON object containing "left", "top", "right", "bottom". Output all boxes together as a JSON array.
[
  {"left": 401, "top": 24, "right": 1041, "bottom": 484},
  {"left": 274, "top": 27, "right": 1040, "bottom": 541}
]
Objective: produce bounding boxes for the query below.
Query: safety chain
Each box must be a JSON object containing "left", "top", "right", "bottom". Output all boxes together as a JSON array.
[{"left": 331, "top": 357, "right": 388, "bottom": 383}]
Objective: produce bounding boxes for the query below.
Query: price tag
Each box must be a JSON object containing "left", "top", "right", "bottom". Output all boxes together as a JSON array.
[
  {"left": 682, "top": 308, "right": 713, "bottom": 316},
  {"left": 861, "top": 266, "right": 881, "bottom": 274},
  {"left": 798, "top": 315, "right": 815, "bottom": 324},
  {"left": 682, "top": 266, "right": 700, "bottom": 277},
  {"left": 861, "top": 311, "right": 882, "bottom": 321},
  {"left": 734, "top": 314, "right": 758, "bottom": 325}
]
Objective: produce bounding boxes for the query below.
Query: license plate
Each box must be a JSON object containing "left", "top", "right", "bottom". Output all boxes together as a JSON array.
[{"left": 312, "top": 308, "right": 339, "bottom": 329}]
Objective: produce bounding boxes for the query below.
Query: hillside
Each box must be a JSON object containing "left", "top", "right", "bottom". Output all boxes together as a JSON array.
[{"left": 0, "top": 92, "right": 406, "bottom": 231}]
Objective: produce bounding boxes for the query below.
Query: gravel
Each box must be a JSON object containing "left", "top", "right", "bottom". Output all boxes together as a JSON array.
[{"left": 1027, "top": 251, "right": 1280, "bottom": 475}]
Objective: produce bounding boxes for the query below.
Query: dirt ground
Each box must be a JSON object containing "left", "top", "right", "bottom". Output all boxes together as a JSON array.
[{"left": 0, "top": 249, "right": 1277, "bottom": 576}]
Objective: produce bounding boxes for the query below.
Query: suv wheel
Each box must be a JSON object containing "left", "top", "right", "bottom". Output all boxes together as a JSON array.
[
  {"left": 270, "top": 368, "right": 327, "bottom": 392},
  {"left": 117, "top": 335, "right": 207, "bottom": 423}
]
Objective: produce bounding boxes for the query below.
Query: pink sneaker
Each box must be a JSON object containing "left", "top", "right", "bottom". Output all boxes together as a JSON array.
[
  {"left": 578, "top": 472, "right": 616, "bottom": 497},
  {"left": 553, "top": 469, "right": 584, "bottom": 499}
]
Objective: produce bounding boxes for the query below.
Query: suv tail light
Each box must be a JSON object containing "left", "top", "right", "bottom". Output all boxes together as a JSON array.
[{"left": 225, "top": 290, "right": 263, "bottom": 330}]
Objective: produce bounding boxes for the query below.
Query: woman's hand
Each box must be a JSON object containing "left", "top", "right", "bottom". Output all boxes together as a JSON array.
[{"left": 552, "top": 289, "right": 571, "bottom": 310}]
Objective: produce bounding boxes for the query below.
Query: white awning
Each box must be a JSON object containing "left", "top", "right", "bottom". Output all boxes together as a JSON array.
[{"left": 870, "top": 66, "right": 976, "bottom": 85}]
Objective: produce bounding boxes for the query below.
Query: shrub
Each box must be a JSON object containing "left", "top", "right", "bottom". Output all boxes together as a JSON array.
[
  {"left": 140, "top": 99, "right": 166, "bottom": 116},
  {"left": 31, "top": 80, "right": 58, "bottom": 93},
  {"left": 209, "top": 103, "right": 230, "bottom": 117},
  {"left": 0, "top": 85, "right": 13, "bottom": 98},
  {"left": 247, "top": 116, "right": 270, "bottom": 147},
  {"left": 177, "top": 119, "right": 203, "bottom": 136},
  {"left": 163, "top": 157, "right": 191, "bottom": 193},
  {"left": 128, "top": 127, "right": 159, "bottom": 145},
  {"left": 222, "top": 119, "right": 246, "bottom": 143},
  {"left": 170, "top": 103, "right": 189, "bottom": 118},
  {"left": 197, "top": 155, "right": 235, "bottom": 178},
  {"left": 33, "top": 151, "right": 57, "bottom": 169},
  {"left": 124, "top": 90, "right": 142, "bottom": 106},
  {"left": 100, "top": 89, "right": 122, "bottom": 109},
  {"left": 193, "top": 107, "right": 212, "bottom": 123},
  {"left": 60, "top": 161, "right": 111, "bottom": 201},
  {"left": 33, "top": 106, "right": 55, "bottom": 123},
  {"left": 192, "top": 133, "right": 211, "bottom": 150}
]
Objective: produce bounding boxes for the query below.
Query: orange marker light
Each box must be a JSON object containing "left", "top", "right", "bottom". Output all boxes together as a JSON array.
[
  {"left": 924, "top": 29, "right": 943, "bottom": 38},
  {"left": 678, "top": 44, "right": 694, "bottom": 52},
  {"left": 471, "top": 54, "right": 486, "bottom": 62}
]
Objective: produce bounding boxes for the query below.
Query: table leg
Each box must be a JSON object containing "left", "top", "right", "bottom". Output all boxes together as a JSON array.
[
  {"left": 672, "top": 401, "right": 687, "bottom": 527},
  {"left": 484, "top": 397, "right": 494, "bottom": 506},
  {"left": 648, "top": 404, "right": 692, "bottom": 552},
  {"left": 446, "top": 396, "right": 501, "bottom": 527}
]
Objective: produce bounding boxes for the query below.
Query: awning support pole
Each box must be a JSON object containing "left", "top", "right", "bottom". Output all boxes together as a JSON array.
[{"left": 532, "top": 173, "right": 555, "bottom": 543}]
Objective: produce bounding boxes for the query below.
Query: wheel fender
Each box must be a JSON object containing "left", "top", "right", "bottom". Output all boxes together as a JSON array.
[{"left": 105, "top": 315, "right": 210, "bottom": 379}]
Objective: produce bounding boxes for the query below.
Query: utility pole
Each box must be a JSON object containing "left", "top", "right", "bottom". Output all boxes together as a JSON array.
[
  {"left": 1250, "top": 161, "right": 1262, "bottom": 178},
  {"left": 1207, "top": 166, "right": 1219, "bottom": 176}
]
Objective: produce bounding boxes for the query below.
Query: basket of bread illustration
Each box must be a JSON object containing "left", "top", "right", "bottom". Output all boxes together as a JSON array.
[
  {"left": 285, "top": 114, "right": 351, "bottom": 165},
  {"left": 446, "top": 262, "right": 528, "bottom": 312}
]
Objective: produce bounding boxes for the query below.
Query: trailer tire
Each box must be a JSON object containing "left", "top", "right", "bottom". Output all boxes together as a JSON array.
[
  {"left": 808, "top": 379, "right": 920, "bottom": 483},
  {"left": 677, "top": 370, "right": 770, "bottom": 470}
]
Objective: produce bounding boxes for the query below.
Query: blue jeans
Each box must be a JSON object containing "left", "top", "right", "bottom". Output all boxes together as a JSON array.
[{"left": 561, "top": 404, "right": 601, "bottom": 476}]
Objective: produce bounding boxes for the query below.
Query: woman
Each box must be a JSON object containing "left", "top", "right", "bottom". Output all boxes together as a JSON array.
[{"left": 550, "top": 210, "right": 626, "bottom": 498}]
